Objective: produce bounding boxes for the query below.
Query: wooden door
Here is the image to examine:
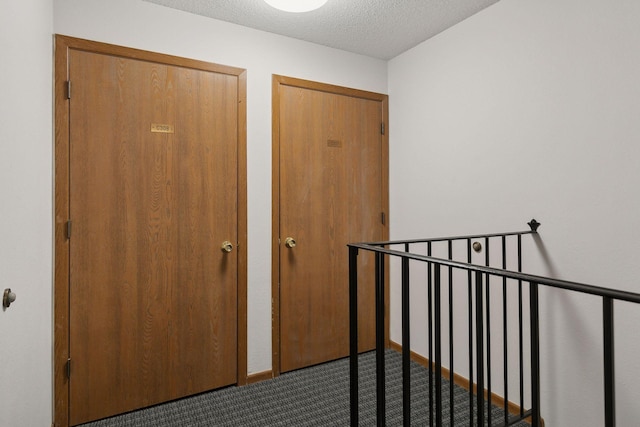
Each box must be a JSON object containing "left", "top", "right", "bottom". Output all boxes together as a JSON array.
[
  {"left": 274, "top": 76, "right": 389, "bottom": 373},
  {"left": 60, "top": 40, "right": 244, "bottom": 426}
]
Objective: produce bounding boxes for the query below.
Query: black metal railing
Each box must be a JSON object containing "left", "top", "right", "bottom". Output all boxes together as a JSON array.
[{"left": 348, "top": 219, "right": 640, "bottom": 427}]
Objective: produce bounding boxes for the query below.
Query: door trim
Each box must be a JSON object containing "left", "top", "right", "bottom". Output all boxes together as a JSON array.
[
  {"left": 271, "top": 75, "right": 390, "bottom": 377},
  {"left": 54, "top": 35, "right": 248, "bottom": 427}
]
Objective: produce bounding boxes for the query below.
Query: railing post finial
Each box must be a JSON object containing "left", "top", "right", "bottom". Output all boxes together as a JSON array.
[{"left": 528, "top": 219, "right": 541, "bottom": 232}]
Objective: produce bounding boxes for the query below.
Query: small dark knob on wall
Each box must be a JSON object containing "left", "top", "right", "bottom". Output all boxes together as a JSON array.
[{"left": 3, "top": 288, "right": 16, "bottom": 308}]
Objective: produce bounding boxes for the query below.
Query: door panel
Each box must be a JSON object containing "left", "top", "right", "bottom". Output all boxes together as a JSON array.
[
  {"left": 278, "top": 82, "right": 385, "bottom": 372},
  {"left": 68, "top": 50, "right": 238, "bottom": 425}
]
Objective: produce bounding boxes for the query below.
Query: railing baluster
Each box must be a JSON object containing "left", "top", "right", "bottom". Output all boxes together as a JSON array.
[
  {"left": 448, "top": 240, "right": 454, "bottom": 427},
  {"left": 485, "top": 239, "right": 492, "bottom": 426},
  {"left": 467, "top": 239, "right": 474, "bottom": 427},
  {"left": 530, "top": 282, "right": 541, "bottom": 427},
  {"left": 435, "top": 264, "right": 443, "bottom": 427},
  {"left": 375, "top": 252, "right": 385, "bottom": 427},
  {"left": 402, "top": 246, "right": 411, "bottom": 427},
  {"left": 518, "top": 234, "right": 524, "bottom": 417},
  {"left": 349, "top": 246, "right": 359, "bottom": 427},
  {"left": 476, "top": 270, "right": 485, "bottom": 426},
  {"left": 427, "top": 243, "right": 433, "bottom": 427},
  {"left": 603, "top": 297, "right": 616, "bottom": 427},
  {"left": 502, "top": 235, "right": 509, "bottom": 425}
]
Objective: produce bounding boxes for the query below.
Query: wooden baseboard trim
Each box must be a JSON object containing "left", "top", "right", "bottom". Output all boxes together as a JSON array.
[
  {"left": 388, "top": 341, "right": 543, "bottom": 426},
  {"left": 246, "top": 369, "right": 273, "bottom": 385}
]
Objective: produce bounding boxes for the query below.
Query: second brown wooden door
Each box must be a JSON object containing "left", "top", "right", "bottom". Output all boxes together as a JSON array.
[{"left": 275, "top": 77, "right": 388, "bottom": 373}]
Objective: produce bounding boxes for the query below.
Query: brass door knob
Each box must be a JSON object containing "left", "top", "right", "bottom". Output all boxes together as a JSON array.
[
  {"left": 284, "top": 237, "right": 296, "bottom": 249},
  {"left": 221, "top": 241, "right": 233, "bottom": 253}
]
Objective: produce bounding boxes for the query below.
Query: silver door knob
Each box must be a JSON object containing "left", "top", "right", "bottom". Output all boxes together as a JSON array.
[{"left": 3, "top": 288, "right": 16, "bottom": 308}]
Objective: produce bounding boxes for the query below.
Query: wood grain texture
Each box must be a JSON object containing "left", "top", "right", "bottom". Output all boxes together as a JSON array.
[
  {"left": 271, "top": 76, "right": 283, "bottom": 377},
  {"left": 54, "top": 35, "right": 72, "bottom": 427},
  {"left": 68, "top": 52, "right": 238, "bottom": 424},
  {"left": 273, "top": 76, "right": 389, "bottom": 373},
  {"left": 55, "top": 35, "right": 247, "bottom": 426},
  {"left": 235, "top": 70, "right": 248, "bottom": 387},
  {"left": 246, "top": 369, "right": 274, "bottom": 385}
]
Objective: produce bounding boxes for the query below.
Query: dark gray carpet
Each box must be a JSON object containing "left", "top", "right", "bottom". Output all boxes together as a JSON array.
[{"left": 80, "top": 350, "right": 530, "bottom": 426}]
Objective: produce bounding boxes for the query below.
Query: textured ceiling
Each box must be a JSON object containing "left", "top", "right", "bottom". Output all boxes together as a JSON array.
[{"left": 144, "top": 0, "right": 500, "bottom": 60}]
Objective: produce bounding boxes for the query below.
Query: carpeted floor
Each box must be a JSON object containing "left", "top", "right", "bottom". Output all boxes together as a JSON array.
[{"left": 80, "top": 350, "right": 530, "bottom": 426}]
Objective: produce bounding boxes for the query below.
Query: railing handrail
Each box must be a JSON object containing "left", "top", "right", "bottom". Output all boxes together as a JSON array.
[
  {"left": 362, "top": 218, "right": 541, "bottom": 247},
  {"left": 358, "top": 229, "right": 536, "bottom": 247},
  {"left": 347, "top": 242, "right": 640, "bottom": 305}
]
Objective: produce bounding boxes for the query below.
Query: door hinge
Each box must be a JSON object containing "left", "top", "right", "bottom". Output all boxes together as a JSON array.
[
  {"left": 381, "top": 212, "right": 386, "bottom": 225},
  {"left": 66, "top": 80, "right": 71, "bottom": 99},
  {"left": 381, "top": 122, "right": 385, "bottom": 135},
  {"left": 66, "top": 220, "right": 72, "bottom": 239},
  {"left": 66, "top": 358, "right": 71, "bottom": 379}
]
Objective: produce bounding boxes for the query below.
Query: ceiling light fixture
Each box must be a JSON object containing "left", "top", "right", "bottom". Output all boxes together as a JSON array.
[{"left": 264, "top": 0, "right": 328, "bottom": 13}]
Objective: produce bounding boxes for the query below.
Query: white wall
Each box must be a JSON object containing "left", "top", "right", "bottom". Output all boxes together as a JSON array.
[
  {"left": 53, "top": 0, "right": 387, "bottom": 379},
  {"left": 0, "top": 0, "right": 53, "bottom": 426},
  {"left": 389, "top": 0, "right": 640, "bottom": 425},
  {"left": 8, "top": 0, "right": 639, "bottom": 424}
]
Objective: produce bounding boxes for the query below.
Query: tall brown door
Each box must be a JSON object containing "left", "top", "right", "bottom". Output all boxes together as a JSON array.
[
  {"left": 274, "top": 76, "right": 388, "bottom": 373},
  {"left": 61, "top": 41, "right": 244, "bottom": 426}
]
